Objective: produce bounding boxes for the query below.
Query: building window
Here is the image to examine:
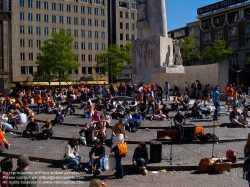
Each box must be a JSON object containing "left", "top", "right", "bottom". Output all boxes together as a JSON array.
[
  {"left": 44, "top": 2, "right": 48, "bottom": 9},
  {"left": 20, "top": 39, "right": 25, "bottom": 47},
  {"left": 120, "top": 11, "right": 123, "bottom": 18},
  {"left": 88, "top": 7, "right": 91, "bottom": 14},
  {"left": 131, "top": 3, "right": 137, "bottom": 9},
  {"left": 74, "top": 30, "right": 78, "bottom": 37},
  {"left": 120, "top": 34, "right": 123, "bottom": 40},
  {"left": 81, "top": 42, "right": 85, "bottom": 49},
  {"left": 36, "top": 27, "right": 41, "bottom": 35},
  {"left": 67, "top": 17, "right": 71, "bottom": 24},
  {"left": 20, "top": 26, "right": 25, "bottom": 34},
  {"left": 28, "top": 40, "right": 33, "bottom": 47},
  {"left": 203, "top": 44, "right": 211, "bottom": 51},
  {"left": 36, "top": 14, "right": 41, "bottom": 22},
  {"left": 131, "top": 13, "right": 135, "bottom": 19},
  {"left": 20, "top": 53, "right": 25, "bottom": 60},
  {"left": 67, "top": 5, "right": 71, "bottom": 12},
  {"left": 125, "top": 12, "right": 128, "bottom": 18},
  {"left": 101, "top": 9, "right": 104, "bottom": 16},
  {"left": 94, "top": 8, "right": 98, "bottom": 15},
  {"left": 59, "top": 3, "right": 63, "bottom": 11},
  {"left": 228, "top": 40, "right": 238, "bottom": 50},
  {"left": 101, "top": 44, "right": 105, "bottom": 50},
  {"left": 36, "top": 1, "right": 41, "bottom": 9},
  {"left": 94, "top": 0, "right": 104, "bottom": 5},
  {"left": 44, "top": 15, "right": 48, "bottom": 22},
  {"left": 88, "top": 43, "right": 92, "bottom": 50},
  {"left": 37, "top": 40, "right": 41, "bottom": 47},
  {"left": 81, "top": 6, "right": 85, "bottom": 13},
  {"left": 126, "top": 34, "right": 129, "bottom": 41},
  {"left": 228, "top": 11, "right": 239, "bottom": 24},
  {"left": 88, "top": 19, "right": 92, "bottom": 26},
  {"left": 94, "top": 20, "right": 98, "bottom": 27},
  {"left": 74, "top": 42, "right": 78, "bottom": 49},
  {"left": 81, "top": 18, "right": 85, "bottom": 25},
  {"left": 101, "top": 20, "right": 105, "bottom": 27},
  {"left": 52, "top": 2, "right": 56, "bottom": 10},
  {"left": 74, "top": 17, "right": 78, "bottom": 25},
  {"left": 81, "top": 30, "right": 85, "bottom": 37},
  {"left": 20, "top": 0, "right": 24, "bottom": 7},
  {"left": 95, "top": 43, "right": 98, "bottom": 50},
  {"left": 126, "top": 23, "right": 129, "bottom": 29},
  {"left": 67, "top": 29, "right": 71, "bottom": 34},
  {"left": 74, "top": 5, "right": 78, "bottom": 13},
  {"left": 28, "top": 26, "right": 33, "bottom": 34},
  {"left": 201, "top": 19, "right": 211, "bottom": 30},
  {"left": 29, "top": 53, "right": 33, "bottom": 60},
  {"left": 246, "top": 23, "right": 250, "bottom": 34},
  {"left": 81, "top": 0, "right": 91, "bottom": 2},
  {"left": 101, "top": 32, "right": 105, "bottom": 39},
  {"left": 28, "top": 13, "right": 33, "bottom": 21},
  {"left": 131, "top": 34, "right": 135, "bottom": 40},
  {"left": 229, "top": 26, "right": 238, "bottom": 36},
  {"left": 120, "top": 22, "right": 123, "bottom": 29},
  {"left": 88, "top": 55, "right": 92, "bottom": 62},
  {"left": 59, "top": 16, "right": 63, "bottom": 24},
  {"left": 131, "top": 23, "right": 135, "bottom": 30},
  {"left": 213, "top": 15, "right": 225, "bottom": 27},
  {"left": 203, "top": 32, "right": 211, "bottom": 41},
  {"left": 52, "top": 28, "right": 56, "bottom": 33},
  {"left": 88, "top": 31, "right": 92, "bottom": 38},
  {"left": 28, "top": 0, "right": 32, "bottom": 8},
  {"left": 20, "top": 12, "right": 24, "bottom": 20},
  {"left": 44, "top": 27, "right": 49, "bottom": 35},
  {"left": 229, "top": 54, "right": 238, "bottom": 65},
  {"left": 82, "top": 67, "right": 86, "bottom": 74},
  {"left": 215, "top": 29, "right": 224, "bottom": 39},
  {"left": 21, "top": 66, "right": 33, "bottom": 75},
  {"left": 119, "top": 2, "right": 128, "bottom": 8},
  {"left": 81, "top": 55, "right": 85, "bottom": 62},
  {"left": 95, "top": 31, "right": 98, "bottom": 38},
  {"left": 88, "top": 67, "right": 92, "bottom": 74},
  {"left": 52, "top": 15, "right": 56, "bottom": 23}
]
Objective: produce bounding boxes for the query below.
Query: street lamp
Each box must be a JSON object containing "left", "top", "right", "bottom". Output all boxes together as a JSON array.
[{"left": 236, "top": 70, "right": 242, "bottom": 85}]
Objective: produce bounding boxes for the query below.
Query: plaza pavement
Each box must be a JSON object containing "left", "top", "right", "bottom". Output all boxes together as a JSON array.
[{"left": 0, "top": 97, "right": 249, "bottom": 186}]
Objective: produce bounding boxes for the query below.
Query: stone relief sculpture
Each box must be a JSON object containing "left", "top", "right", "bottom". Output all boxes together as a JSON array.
[
  {"left": 137, "top": 0, "right": 146, "bottom": 22},
  {"left": 173, "top": 39, "right": 184, "bottom": 66}
]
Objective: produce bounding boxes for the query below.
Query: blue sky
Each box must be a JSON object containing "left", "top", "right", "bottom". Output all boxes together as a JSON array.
[{"left": 166, "top": 0, "right": 221, "bottom": 31}]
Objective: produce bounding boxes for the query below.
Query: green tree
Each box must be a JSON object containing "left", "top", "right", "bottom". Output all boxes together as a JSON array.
[
  {"left": 200, "top": 39, "right": 234, "bottom": 64},
  {"left": 34, "top": 30, "right": 79, "bottom": 87},
  {"left": 94, "top": 43, "right": 132, "bottom": 83},
  {"left": 180, "top": 36, "right": 195, "bottom": 66}
]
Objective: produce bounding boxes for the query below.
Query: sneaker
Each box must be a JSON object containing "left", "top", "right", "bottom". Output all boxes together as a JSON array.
[
  {"left": 96, "top": 169, "right": 101, "bottom": 175},
  {"left": 62, "top": 165, "right": 66, "bottom": 170}
]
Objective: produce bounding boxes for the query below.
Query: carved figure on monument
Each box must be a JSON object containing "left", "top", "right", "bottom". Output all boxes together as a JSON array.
[
  {"left": 172, "top": 39, "right": 184, "bottom": 66},
  {"left": 137, "top": 0, "right": 146, "bottom": 22},
  {"left": 124, "top": 61, "right": 130, "bottom": 69}
]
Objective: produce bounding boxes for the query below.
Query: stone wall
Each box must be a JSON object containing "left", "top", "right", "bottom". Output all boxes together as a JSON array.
[{"left": 133, "top": 63, "right": 228, "bottom": 94}]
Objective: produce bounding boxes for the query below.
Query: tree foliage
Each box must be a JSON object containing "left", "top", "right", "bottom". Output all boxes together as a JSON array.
[
  {"left": 94, "top": 43, "right": 132, "bottom": 82},
  {"left": 34, "top": 30, "right": 79, "bottom": 85},
  {"left": 200, "top": 39, "right": 234, "bottom": 64},
  {"left": 180, "top": 36, "right": 195, "bottom": 66}
]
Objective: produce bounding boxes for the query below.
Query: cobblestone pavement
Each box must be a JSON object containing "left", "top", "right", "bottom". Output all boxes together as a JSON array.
[{"left": 1, "top": 156, "right": 248, "bottom": 187}]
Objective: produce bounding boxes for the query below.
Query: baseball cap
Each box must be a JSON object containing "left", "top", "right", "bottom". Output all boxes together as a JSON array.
[{"left": 17, "top": 154, "right": 30, "bottom": 166}]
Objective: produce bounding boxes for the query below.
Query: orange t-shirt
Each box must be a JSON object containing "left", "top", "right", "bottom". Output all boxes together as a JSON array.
[
  {"left": 0, "top": 130, "right": 5, "bottom": 142},
  {"left": 232, "top": 90, "right": 238, "bottom": 100}
]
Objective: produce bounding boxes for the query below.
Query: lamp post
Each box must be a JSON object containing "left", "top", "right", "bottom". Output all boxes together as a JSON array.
[{"left": 236, "top": 70, "right": 242, "bottom": 85}]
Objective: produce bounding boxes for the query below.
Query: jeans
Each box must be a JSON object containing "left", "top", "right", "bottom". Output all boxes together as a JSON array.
[
  {"left": 129, "top": 121, "right": 141, "bottom": 131},
  {"left": 0, "top": 147, "right": 4, "bottom": 152},
  {"left": 114, "top": 148, "right": 124, "bottom": 178},
  {"left": 171, "top": 104, "right": 178, "bottom": 111},
  {"left": 165, "top": 91, "right": 170, "bottom": 100},
  {"left": 135, "top": 158, "right": 146, "bottom": 170},
  {"left": 37, "top": 103, "right": 41, "bottom": 114},
  {"left": 174, "top": 123, "right": 184, "bottom": 139},
  {"left": 87, "top": 157, "right": 104, "bottom": 171},
  {"left": 2, "top": 123, "right": 13, "bottom": 131},
  {"left": 213, "top": 102, "right": 219, "bottom": 121},
  {"left": 64, "top": 155, "right": 83, "bottom": 169},
  {"left": 43, "top": 130, "right": 53, "bottom": 138},
  {"left": 23, "top": 130, "right": 38, "bottom": 138},
  {"left": 146, "top": 104, "right": 154, "bottom": 115}
]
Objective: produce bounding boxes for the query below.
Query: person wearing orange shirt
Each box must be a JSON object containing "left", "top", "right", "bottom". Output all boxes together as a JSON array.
[
  {"left": 232, "top": 88, "right": 239, "bottom": 108},
  {"left": 35, "top": 91, "right": 42, "bottom": 114},
  {"left": 226, "top": 84, "right": 234, "bottom": 112},
  {"left": 0, "top": 123, "right": 10, "bottom": 152}
]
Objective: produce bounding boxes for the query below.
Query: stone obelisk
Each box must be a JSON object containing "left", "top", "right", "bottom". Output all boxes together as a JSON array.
[{"left": 130, "top": 0, "right": 175, "bottom": 85}]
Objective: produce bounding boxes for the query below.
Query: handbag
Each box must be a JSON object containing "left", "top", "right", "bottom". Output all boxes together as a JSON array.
[
  {"left": 108, "top": 154, "right": 116, "bottom": 171},
  {"left": 117, "top": 142, "right": 128, "bottom": 156}
]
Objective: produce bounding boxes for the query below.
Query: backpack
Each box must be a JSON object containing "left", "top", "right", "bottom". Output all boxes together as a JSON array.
[
  {"left": 226, "top": 149, "right": 237, "bottom": 163},
  {"left": 195, "top": 126, "right": 204, "bottom": 135}
]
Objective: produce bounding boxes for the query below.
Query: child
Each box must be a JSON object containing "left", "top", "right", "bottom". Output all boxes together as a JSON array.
[{"left": 79, "top": 123, "right": 94, "bottom": 146}]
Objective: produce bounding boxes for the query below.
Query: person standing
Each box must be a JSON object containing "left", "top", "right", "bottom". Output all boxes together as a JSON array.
[
  {"left": 212, "top": 86, "right": 220, "bottom": 121},
  {"left": 196, "top": 80, "right": 202, "bottom": 98},
  {"left": 8, "top": 154, "right": 37, "bottom": 187},
  {"left": 184, "top": 82, "right": 189, "bottom": 96},
  {"left": 34, "top": 91, "right": 42, "bottom": 114},
  {"left": 164, "top": 81, "right": 170, "bottom": 101}
]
